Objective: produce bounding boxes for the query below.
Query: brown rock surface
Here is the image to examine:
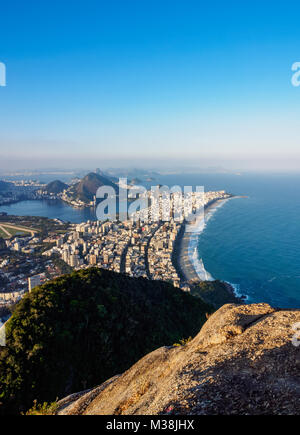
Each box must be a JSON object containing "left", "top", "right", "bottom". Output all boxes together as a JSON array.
[{"left": 56, "top": 303, "right": 300, "bottom": 415}]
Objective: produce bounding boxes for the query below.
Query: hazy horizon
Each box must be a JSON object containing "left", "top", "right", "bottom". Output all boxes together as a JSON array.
[{"left": 3, "top": 156, "right": 300, "bottom": 174}]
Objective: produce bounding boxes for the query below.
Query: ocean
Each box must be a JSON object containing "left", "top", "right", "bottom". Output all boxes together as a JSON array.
[
  {"left": 162, "top": 172, "right": 300, "bottom": 309},
  {"left": 1, "top": 172, "right": 300, "bottom": 308}
]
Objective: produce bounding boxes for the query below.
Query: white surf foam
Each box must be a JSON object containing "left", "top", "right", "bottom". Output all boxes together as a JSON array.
[
  {"left": 187, "top": 199, "right": 229, "bottom": 281},
  {"left": 187, "top": 197, "right": 249, "bottom": 301}
]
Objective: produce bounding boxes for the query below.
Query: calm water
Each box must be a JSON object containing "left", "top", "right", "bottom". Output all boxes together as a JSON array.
[
  {"left": 0, "top": 199, "right": 97, "bottom": 223},
  {"left": 1, "top": 173, "right": 300, "bottom": 307},
  {"left": 175, "top": 173, "right": 300, "bottom": 308},
  {"left": 158, "top": 173, "right": 300, "bottom": 308}
]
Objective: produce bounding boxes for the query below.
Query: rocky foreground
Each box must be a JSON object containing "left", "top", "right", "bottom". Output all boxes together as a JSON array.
[{"left": 56, "top": 303, "right": 300, "bottom": 415}]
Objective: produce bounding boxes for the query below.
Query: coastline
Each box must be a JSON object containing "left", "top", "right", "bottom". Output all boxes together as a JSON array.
[{"left": 177, "top": 196, "right": 246, "bottom": 304}]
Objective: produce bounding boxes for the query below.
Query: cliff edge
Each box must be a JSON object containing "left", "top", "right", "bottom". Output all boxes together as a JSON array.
[{"left": 56, "top": 303, "right": 300, "bottom": 415}]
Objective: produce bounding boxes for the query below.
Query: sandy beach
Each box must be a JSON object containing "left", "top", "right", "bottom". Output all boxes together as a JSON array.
[
  {"left": 177, "top": 199, "right": 227, "bottom": 282},
  {"left": 176, "top": 196, "right": 247, "bottom": 303}
]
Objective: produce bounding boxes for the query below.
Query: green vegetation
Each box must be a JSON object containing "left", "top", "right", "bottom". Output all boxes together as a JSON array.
[
  {"left": 0, "top": 228, "right": 8, "bottom": 238},
  {"left": 24, "top": 400, "right": 58, "bottom": 415},
  {"left": 0, "top": 268, "right": 212, "bottom": 414},
  {"left": 191, "top": 280, "right": 239, "bottom": 308},
  {"left": 52, "top": 257, "right": 73, "bottom": 274},
  {"left": 0, "top": 224, "right": 32, "bottom": 238},
  {"left": 0, "top": 215, "right": 70, "bottom": 237},
  {"left": 173, "top": 336, "right": 192, "bottom": 347},
  {"left": 5, "top": 229, "right": 30, "bottom": 237}
]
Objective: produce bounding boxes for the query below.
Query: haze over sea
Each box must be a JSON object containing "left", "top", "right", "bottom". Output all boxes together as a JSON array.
[{"left": 1, "top": 172, "right": 300, "bottom": 308}]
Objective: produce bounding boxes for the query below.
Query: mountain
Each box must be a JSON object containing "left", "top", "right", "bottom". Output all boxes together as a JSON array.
[
  {"left": 95, "top": 168, "right": 119, "bottom": 183},
  {"left": 43, "top": 180, "right": 68, "bottom": 194},
  {"left": 56, "top": 303, "right": 300, "bottom": 415},
  {"left": 191, "top": 280, "right": 242, "bottom": 307},
  {"left": 68, "top": 172, "right": 118, "bottom": 203},
  {"left": 0, "top": 268, "right": 212, "bottom": 414}
]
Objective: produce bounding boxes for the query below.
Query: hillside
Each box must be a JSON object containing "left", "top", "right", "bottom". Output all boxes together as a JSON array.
[
  {"left": 56, "top": 303, "right": 300, "bottom": 415},
  {"left": 68, "top": 172, "right": 118, "bottom": 203},
  {"left": 191, "top": 280, "right": 242, "bottom": 307},
  {"left": 0, "top": 268, "right": 212, "bottom": 414},
  {"left": 43, "top": 180, "right": 68, "bottom": 194}
]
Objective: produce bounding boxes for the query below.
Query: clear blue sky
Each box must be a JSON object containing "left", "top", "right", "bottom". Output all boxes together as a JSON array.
[{"left": 1, "top": 0, "right": 300, "bottom": 171}]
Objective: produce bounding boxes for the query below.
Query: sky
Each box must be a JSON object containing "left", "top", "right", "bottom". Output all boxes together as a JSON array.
[{"left": 1, "top": 0, "right": 300, "bottom": 171}]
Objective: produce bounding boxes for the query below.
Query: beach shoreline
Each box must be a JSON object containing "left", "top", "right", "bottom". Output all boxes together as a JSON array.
[{"left": 176, "top": 196, "right": 246, "bottom": 304}]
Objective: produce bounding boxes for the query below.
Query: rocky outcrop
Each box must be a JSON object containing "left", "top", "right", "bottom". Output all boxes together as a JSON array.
[{"left": 56, "top": 303, "right": 300, "bottom": 415}]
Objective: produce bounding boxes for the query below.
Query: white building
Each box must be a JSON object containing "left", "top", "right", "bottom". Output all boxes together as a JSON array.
[{"left": 28, "top": 274, "right": 41, "bottom": 292}]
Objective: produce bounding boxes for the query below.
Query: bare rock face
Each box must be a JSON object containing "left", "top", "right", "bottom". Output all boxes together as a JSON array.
[{"left": 56, "top": 303, "right": 300, "bottom": 415}]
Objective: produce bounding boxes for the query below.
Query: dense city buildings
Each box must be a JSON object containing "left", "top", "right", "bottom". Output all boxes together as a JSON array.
[{"left": 0, "top": 190, "right": 231, "bottom": 308}]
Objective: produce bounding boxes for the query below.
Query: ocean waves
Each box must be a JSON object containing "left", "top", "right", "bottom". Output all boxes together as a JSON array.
[{"left": 188, "top": 199, "right": 230, "bottom": 282}]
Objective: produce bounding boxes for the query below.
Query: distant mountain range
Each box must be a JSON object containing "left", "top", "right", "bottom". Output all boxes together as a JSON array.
[{"left": 104, "top": 168, "right": 159, "bottom": 181}]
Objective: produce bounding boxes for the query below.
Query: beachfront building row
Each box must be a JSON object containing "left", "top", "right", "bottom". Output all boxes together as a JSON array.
[
  {"left": 148, "top": 221, "right": 181, "bottom": 287},
  {"left": 0, "top": 190, "right": 231, "bottom": 307},
  {"left": 40, "top": 190, "right": 231, "bottom": 289}
]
